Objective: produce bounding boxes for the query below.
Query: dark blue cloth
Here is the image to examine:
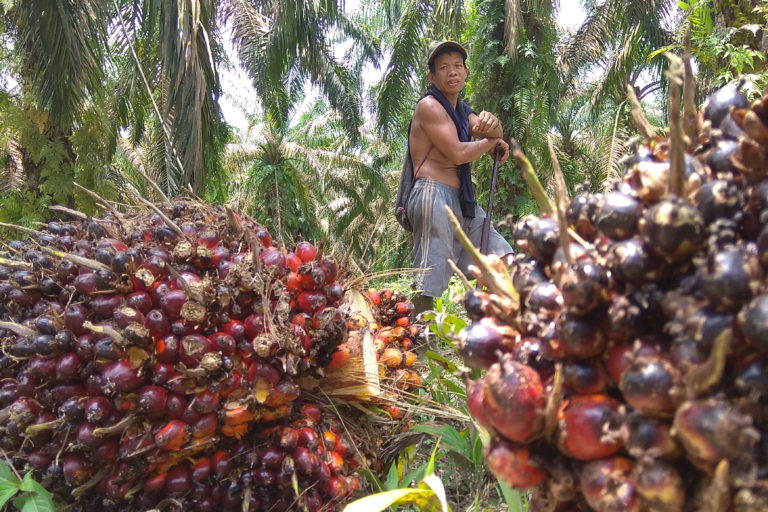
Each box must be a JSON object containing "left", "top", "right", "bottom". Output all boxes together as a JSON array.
[{"left": 424, "top": 84, "right": 477, "bottom": 218}]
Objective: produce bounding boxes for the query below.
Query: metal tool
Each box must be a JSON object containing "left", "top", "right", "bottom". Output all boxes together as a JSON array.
[{"left": 480, "top": 144, "right": 502, "bottom": 255}]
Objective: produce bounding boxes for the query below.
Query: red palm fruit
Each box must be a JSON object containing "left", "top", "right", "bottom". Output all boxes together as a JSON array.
[
  {"left": 126, "top": 291, "right": 153, "bottom": 315},
  {"left": 161, "top": 289, "right": 188, "bottom": 318},
  {"left": 254, "top": 227, "right": 272, "bottom": 247},
  {"left": 166, "top": 464, "right": 192, "bottom": 494},
  {"left": 395, "top": 316, "right": 410, "bottom": 328},
  {"left": 325, "top": 282, "right": 344, "bottom": 303},
  {"left": 298, "top": 426, "right": 320, "bottom": 450},
  {"left": 193, "top": 390, "right": 220, "bottom": 414},
  {"left": 322, "top": 430, "right": 338, "bottom": 450},
  {"left": 155, "top": 334, "right": 179, "bottom": 364},
  {"left": 260, "top": 247, "right": 286, "bottom": 273},
  {"left": 286, "top": 252, "right": 302, "bottom": 273},
  {"left": 27, "top": 451, "right": 52, "bottom": 471},
  {"left": 268, "top": 380, "right": 300, "bottom": 408},
  {"left": 210, "top": 332, "right": 236, "bottom": 355},
  {"left": 191, "top": 457, "right": 212, "bottom": 482},
  {"left": 221, "top": 405, "right": 253, "bottom": 438},
  {"left": 285, "top": 271, "right": 303, "bottom": 293},
  {"left": 619, "top": 355, "right": 683, "bottom": 416},
  {"left": 149, "top": 280, "right": 172, "bottom": 309},
  {"left": 458, "top": 318, "right": 518, "bottom": 370},
  {"left": 150, "top": 362, "right": 177, "bottom": 385},
  {"left": 382, "top": 404, "right": 405, "bottom": 420},
  {"left": 73, "top": 272, "right": 97, "bottom": 296},
  {"left": 64, "top": 304, "right": 89, "bottom": 336},
  {"left": 562, "top": 358, "right": 608, "bottom": 394},
  {"left": 297, "top": 290, "right": 327, "bottom": 313},
  {"left": 76, "top": 421, "right": 102, "bottom": 448},
  {"left": 380, "top": 347, "right": 404, "bottom": 368},
  {"left": 557, "top": 394, "right": 623, "bottom": 461},
  {"left": 326, "top": 450, "right": 344, "bottom": 474},
  {"left": 260, "top": 446, "right": 284, "bottom": 469},
  {"left": 63, "top": 453, "right": 92, "bottom": 485},
  {"left": 142, "top": 254, "right": 169, "bottom": 278},
  {"left": 319, "top": 256, "right": 338, "bottom": 283},
  {"left": 155, "top": 419, "right": 190, "bottom": 451},
  {"left": 327, "top": 344, "right": 351, "bottom": 370},
  {"left": 211, "top": 450, "right": 232, "bottom": 478},
  {"left": 483, "top": 357, "right": 544, "bottom": 443},
  {"left": 631, "top": 459, "right": 685, "bottom": 512},
  {"left": 137, "top": 385, "right": 168, "bottom": 415},
  {"left": 243, "top": 313, "right": 266, "bottom": 339},
  {"left": 146, "top": 309, "right": 171, "bottom": 340},
  {"left": 222, "top": 319, "right": 246, "bottom": 341},
  {"left": 166, "top": 393, "right": 187, "bottom": 419},
  {"left": 395, "top": 301, "right": 413, "bottom": 316},
  {"left": 55, "top": 352, "right": 81, "bottom": 382},
  {"left": 295, "top": 241, "right": 317, "bottom": 263},
  {"left": 604, "top": 340, "right": 661, "bottom": 386},
  {"left": 334, "top": 435, "right": 353, "bottom": 459},
  {"left": 93, "top": 437, "right": 119, "bottom": 463},
  {"left": 179, "top": 333, "right": 215, "bottom": 367},
  {"left": 192, "top": 413, "right": 217, "bottom": 440},
  {"left": 144, "top": 473, "right": 167, "bottom": 494},
  {"left": 50, "top": 383, "right": 87, "bottom": 403},
  {"left": 325, "top": 476, "right": 347, "bottom": 501},
  {"left": 113, "top": 307, "right": 145, "bottom": 329},
  {"left": 279, "top": 427, "right": 300, "bottom": 451},
  {"left": 220, "top": 370, "right": 242, "bottom": 398},
  {"left": 85, "top": 396, "right": 112, "bottom": 424},
  {"left": 485, "top": 438, "right": 546, "bottom": 488},
  {"left": 101, "top": 359, "right": 145, "bottom": 393},
  {"left": 673, "top": 399, "right": 759, "bottom": 471},
  {"left": 466, "top": 378, "right": 493, "bottom": 430},
  {"left": 316, "top": 460, "right": 331, "bottom": 483},
  {"left": 294, "top": 446, "right": 319, "bottom": 476},
  {"left": 580, "top": 457, "right": 639, "bottom": 512},
  {"left": 301, "top": 403, "right": 321, "bottom": 424},
  {"left": 299, "top": 265, "right": 326, "bottom": 291}
]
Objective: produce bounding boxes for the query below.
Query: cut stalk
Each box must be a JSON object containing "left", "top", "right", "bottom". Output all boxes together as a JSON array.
[
  {"left": 665, "top": 53, "right": 686, "bottom": 197},
  {"left": 510, "top": 140, "right": 554, "bottom": 214},
  {"left": 41, "top": 247, "right": 111, "bottom": 272},
  {"left": 547, "top": 136, "right": 573, "bottom": 266}
]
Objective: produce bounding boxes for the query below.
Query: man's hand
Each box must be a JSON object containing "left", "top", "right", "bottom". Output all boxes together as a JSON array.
[
  {"left": 472, "top": 111, "right": 503, "bottom": 138},
  {"left": 489, "top": 139, "right": 509, "bottom": 165}
]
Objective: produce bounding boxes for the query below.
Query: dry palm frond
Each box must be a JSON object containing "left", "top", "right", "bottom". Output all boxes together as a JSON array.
[{"left": 0, "top": 139, "right": 24, "bottom": 195}]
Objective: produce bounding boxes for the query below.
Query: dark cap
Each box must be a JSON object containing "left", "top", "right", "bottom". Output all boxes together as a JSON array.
[{"left": 427, "top": 40, "right": 468, "bottom": 68}]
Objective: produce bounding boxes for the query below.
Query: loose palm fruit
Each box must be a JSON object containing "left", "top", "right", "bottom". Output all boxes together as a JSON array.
[
  {"left": 557, "top": 394, "right": 623, "bottom": 460},
  {"left": 483, "top": 356, "right": 544, "bottom": 443},
  {"left": 580, "top": 457, "right": 639, "bottom": 512},
  {"left": 739, "top": 293, "right": 768, "bottom": 352},
  {"left": 485, "top": 438, "right": 546, "bottom": 488},
  {"left": 62, "top": 453, "right": 91, "bottom": 485},
  {"left": 631, "top": 459, "right": 685, "bottom": 512}
]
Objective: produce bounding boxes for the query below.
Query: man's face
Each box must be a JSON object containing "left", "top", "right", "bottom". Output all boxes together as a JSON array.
[{"left": 428, "top": 51, "right": 468, "bottom": 95}]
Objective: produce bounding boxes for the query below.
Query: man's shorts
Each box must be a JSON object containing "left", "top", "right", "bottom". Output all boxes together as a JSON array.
[{"left": 407, "top": 178, "right": 514, "bottom": 298}]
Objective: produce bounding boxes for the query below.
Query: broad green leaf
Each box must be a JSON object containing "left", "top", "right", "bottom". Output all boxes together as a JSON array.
[
  {"left": 20, "top": 472, "right": 52, "bottom": 501},
  {"left": 385, "top": 459, "right": 399, "bottom": 490},
  {"left": 498, "top": 480, "right": 527, "bottom": 512},
  {"left": 0, "top": 462, "right": 15, "bottom": 483},
  {"left": 677, "top": 0, "right": 690, "bottom": 10},
  {"left": 424, "top": 351, "right": 461, "bottom": 373},
  {"left": 13, "top": 491, "right": 55, "bottom": 512},
  {"left": 412, "top": 424, "right": 472, "bottom": 461},
  {"left": 342, "top": 488, "right": 437, "bottom": 512},
  {"left": 0, "top": 480, "right": 19, "bottom": 509},
  {"left": 420, "top": 473, "right": 451, "bottom": 512}
]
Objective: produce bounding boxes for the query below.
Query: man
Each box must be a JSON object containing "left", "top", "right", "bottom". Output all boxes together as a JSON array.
[{"left": 407, "top": 40, "right": 514, "bottom": 315}]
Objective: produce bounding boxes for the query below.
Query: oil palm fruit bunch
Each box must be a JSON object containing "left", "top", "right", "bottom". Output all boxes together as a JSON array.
[
  {"left": 363, "top": 288, "right": 423, "bottom": 420},
  {"left": 456, "top": 77, "right": 768, "bottom": 512},
  {"left": 0, "top": 199, "right": 355, "bottom": 509}
]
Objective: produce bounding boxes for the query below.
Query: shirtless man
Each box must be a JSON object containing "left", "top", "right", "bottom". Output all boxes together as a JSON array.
[{"left": 407, "top": 41, "right": 514, "bottom": 314}]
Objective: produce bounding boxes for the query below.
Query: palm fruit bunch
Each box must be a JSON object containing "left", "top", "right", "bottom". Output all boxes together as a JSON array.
[
  {"left": 363, "top": 288, "right": 423, "bottom": 420},
  {"left": 0, "top": 199, "right": 355, "bottom": 510},
  {"left": 458, "top": 81, "right": 768, "bottom": 512}
]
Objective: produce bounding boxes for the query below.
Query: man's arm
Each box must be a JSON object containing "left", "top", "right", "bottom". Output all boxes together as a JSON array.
[
  {"left": 469, "top": 110, "right": 509, "bottom": 163},
  {"left": 416, "top": 98, "right": 503, "bottom": 165}
]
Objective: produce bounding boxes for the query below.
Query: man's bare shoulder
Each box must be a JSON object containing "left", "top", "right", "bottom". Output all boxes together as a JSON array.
[{"left": 414, "top": 96, "right": 448, "bottom": 121}]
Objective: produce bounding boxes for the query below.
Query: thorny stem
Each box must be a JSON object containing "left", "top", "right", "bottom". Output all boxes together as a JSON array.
[
  {"left": 444, "top": 206, "right": 518, "bottom": 304},
  {"left": 41, "top": 246, "right": 111, "bottom": 272},
  {"left": 48, "top": 205, "right": 88, "bottom": 220},
  {"left": 73, "top": 182, "right": 124, "bottom": 221},
  {"left": 0, "top": 257, "right": 31, "bottom": 269},
  {"left": 132, "top": 195, "right": 188, "bottom": 240},
  {"left": 547, "top": 136, "right": 573, "bottom": 266},
  {"left": 666, "top": 53, "right": 686, "bottom": 197},
  {"left": 92, "top": 413, "right": 136, "bottom": 437},
  {"left": 510, "top": 139, "right": 554, "bottom": 214},
  {"left": 0, "top": 222, "right": 43, "bottom": 238}
]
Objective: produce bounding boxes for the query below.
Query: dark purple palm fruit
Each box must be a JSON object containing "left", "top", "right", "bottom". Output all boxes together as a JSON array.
[
  {"left": 640, "top": 197, "right": 706, "bottom": 261},
  {"left": 706, "top": 138, "right": 740, "bottom": 176},
  {"left": 511, "top": 337, "right": 555, "bottom": 383},
  {"left": 757, "top": 224, "right": 768, "bottom": 267},
  {"left": 695, "top": 179, "right": 743, "bottom": 224},
  {"left": 552, "top": 310, "right": 606, "bottom": 359},
  {"left": 621, "top": 411, "right": 679, "bottom": 459},
  {"left": 593, "top": 192, "right": 643, "bottom": 240},
  {"left": 515, "top": 216, "right": 559, "bottom": 262},
  {"left": 730, "top": 352, "right": 768, "bottom": 399},
  {"left": 739, "top": 293, "right": 768, "bottom": 353},
  {"left": 566, "top": 191, "right": 601, "bottom": 241},
  {"left": 457, "top": 317, "right": 518, "bottom": 370},
  {"left": 631, "top": 459, "right": 686, "bottom": 512},
  {"left": 558, "top": 257, "right": 609, "bottom": 316},
  {"left": 674, "top": 399, "right": 759, "bottom": 482},
  {"left": 521, "top": 281, "right": 562, "bottom": 337},
  {"left": 511, "top": 255, "right": 549, "bottom": 302},
  {"left": 703, "top": 82, "right": 749, "bottom": 129},
  {"left": 482, "top": 355, "right": 544, "bottom": 443},
  {"left": 619, "top": 354, "right": 683, "bottom": 417},
  {"left": 580, "top": 457, "right": 640, "bottom": 512},
  {"left": 607, "top": 237, "right": 665, "bottom": 287},
  {"left": 562, "top": 358, "right": 608, "bottom": 394},
  {"left": 699, "top": 246, "right": 762, "bottom": 312}
]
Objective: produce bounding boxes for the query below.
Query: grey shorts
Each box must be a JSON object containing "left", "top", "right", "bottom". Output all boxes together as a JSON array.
[{"left": 407, "top": 178, "right": 514, "bottom": 298}]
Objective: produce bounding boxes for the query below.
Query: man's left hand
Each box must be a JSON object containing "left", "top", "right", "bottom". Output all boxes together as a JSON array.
[
  {"left": 474, "top": 111, "right": 502, "bottom": 137},
  {"left": 490, "top": 139, "right": 509, "bottom": 165}
]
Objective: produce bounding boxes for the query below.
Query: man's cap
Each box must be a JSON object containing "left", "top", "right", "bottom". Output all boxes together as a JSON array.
[{"left": 427, "top": 41, "right": 468, "bottom": 68}]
